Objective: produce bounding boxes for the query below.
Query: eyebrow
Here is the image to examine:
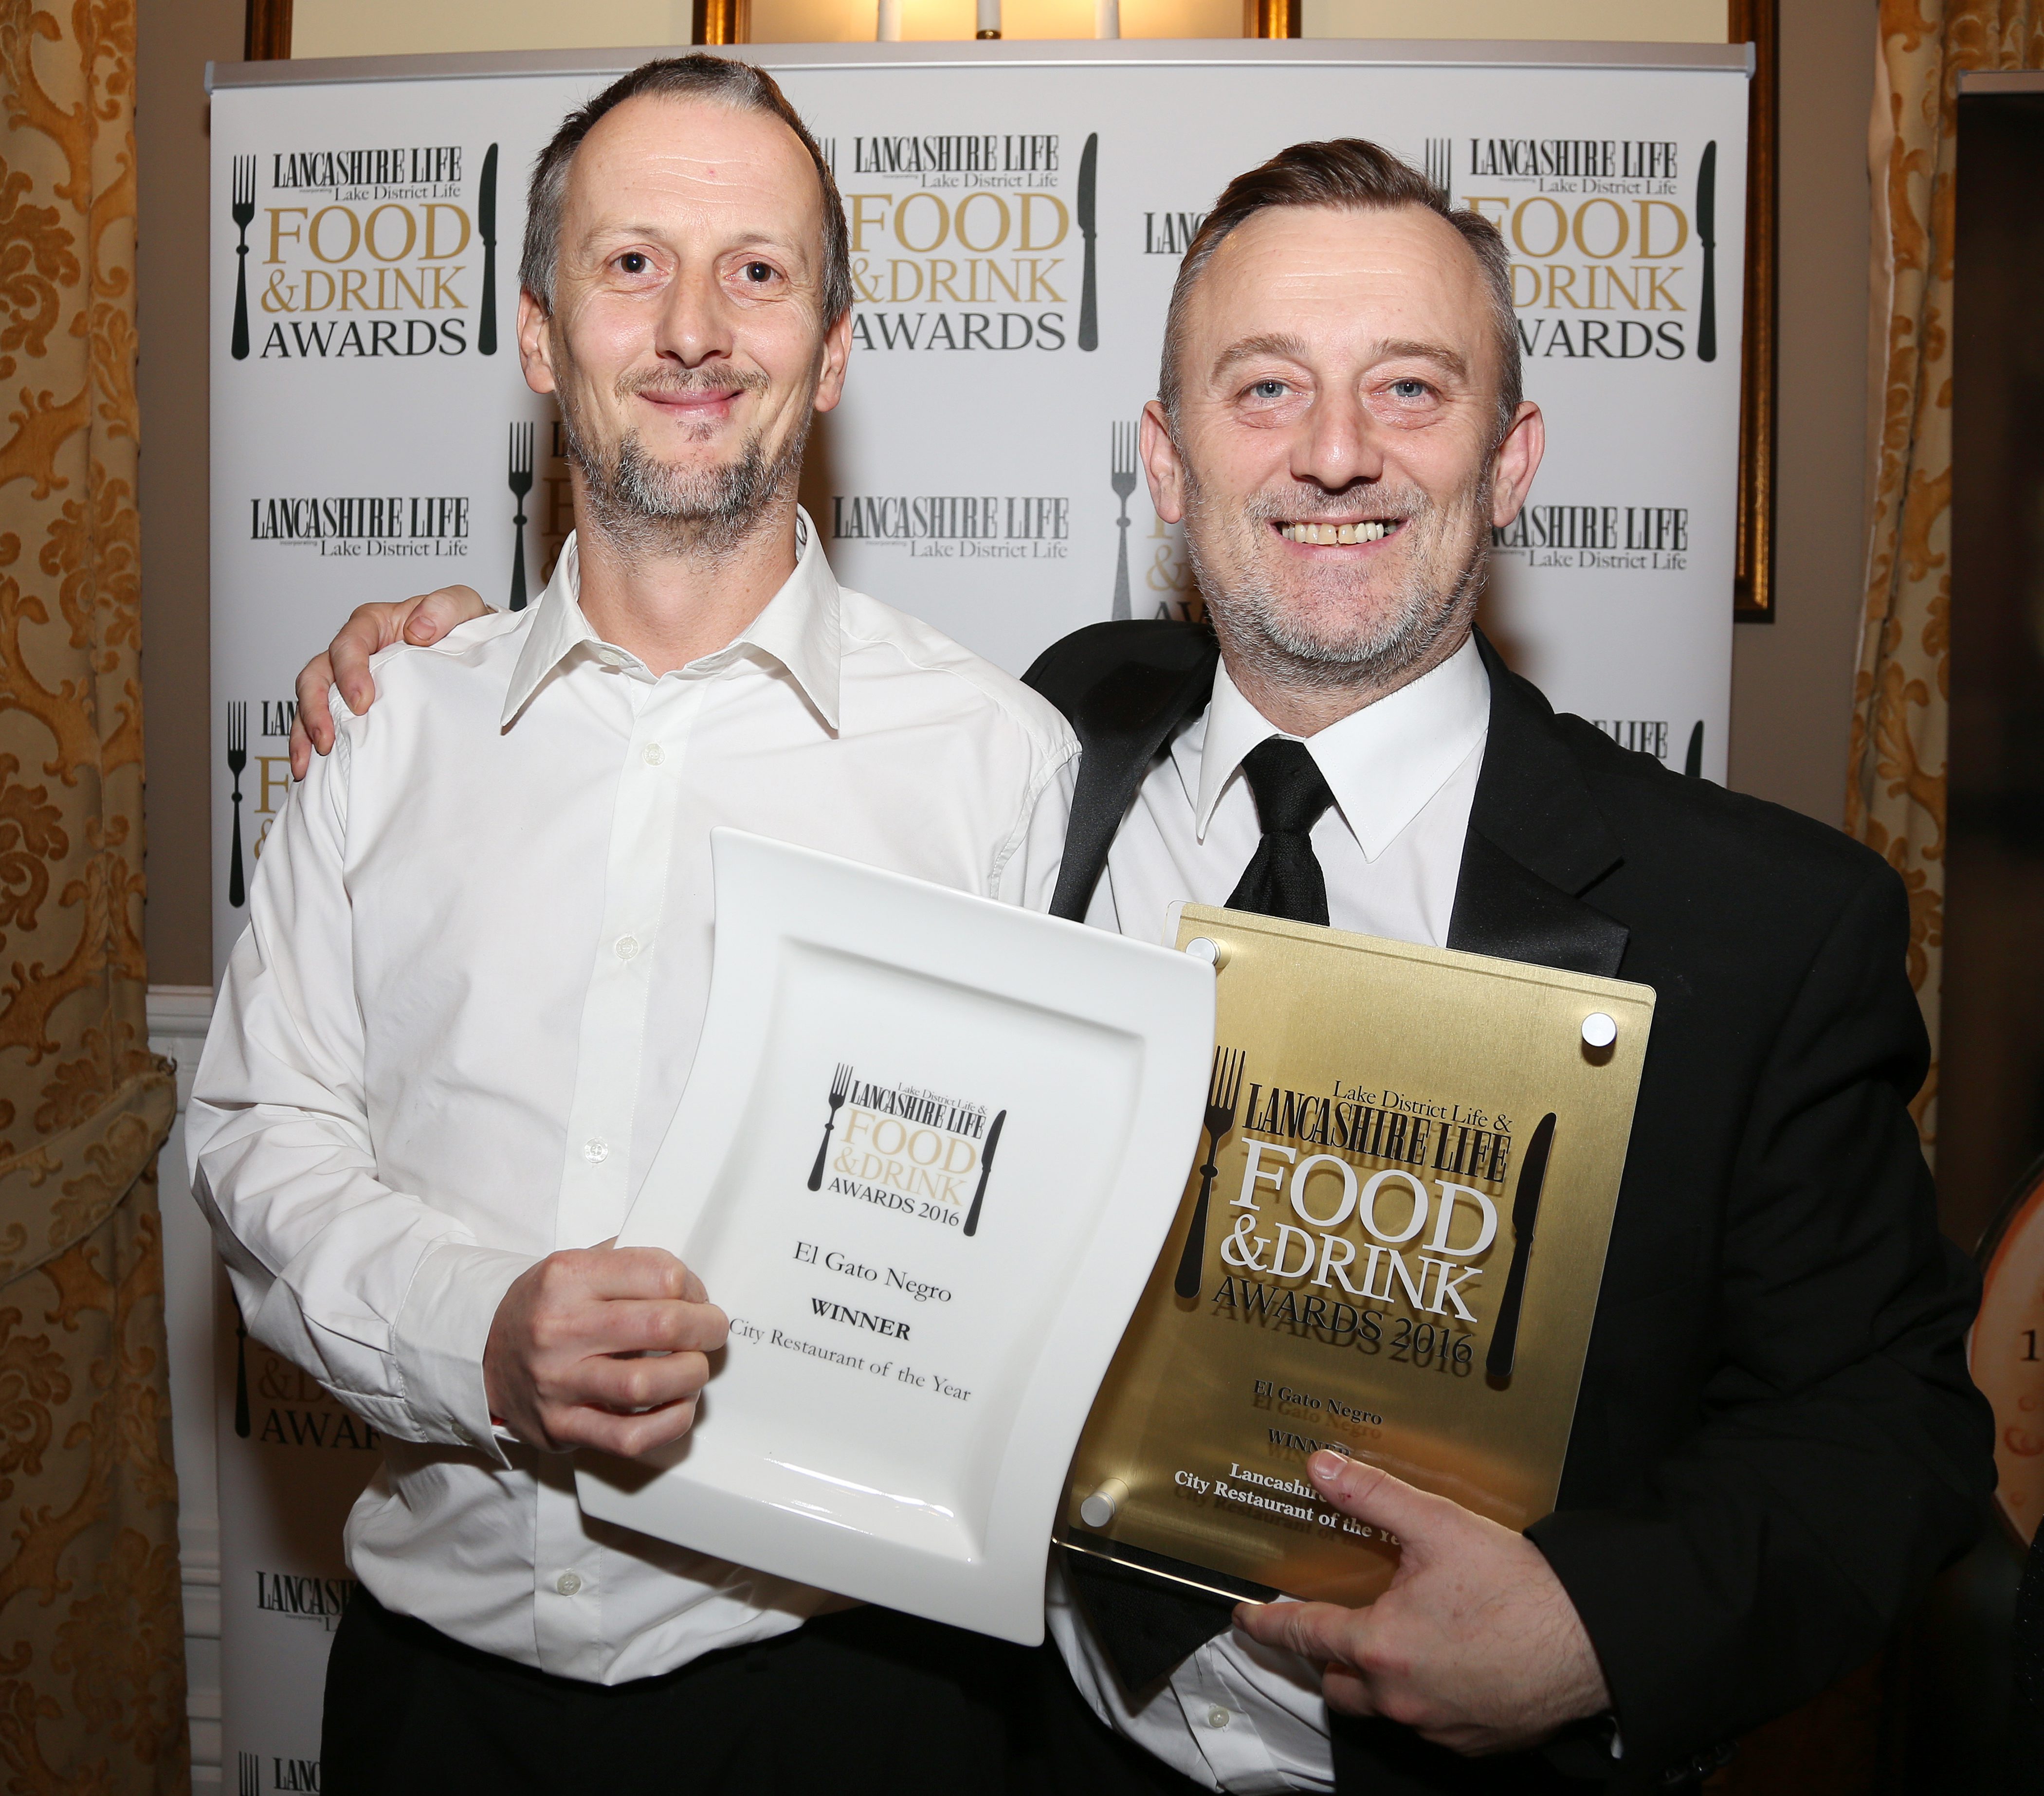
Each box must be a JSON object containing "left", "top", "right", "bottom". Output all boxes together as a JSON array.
[
  {"left": 1210, "top": 332, "right": 1311, "bottom": 379},
  {"left": 1374, "top": 338, "right": 1471, "bottom": 380},
  {"left": 1208, "top": 332, "right": 1471, "bottom": 383}
]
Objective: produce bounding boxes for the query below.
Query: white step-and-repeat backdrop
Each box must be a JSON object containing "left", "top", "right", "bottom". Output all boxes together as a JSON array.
[{"left": 208, "top": 38, "right": 1747, "bottom": 1791}]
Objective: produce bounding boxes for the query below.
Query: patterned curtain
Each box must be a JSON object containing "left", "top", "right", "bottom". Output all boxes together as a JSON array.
[
  {"left": 1853, "top": 0, "right": 2044, "bottom": 1153},
  {"left": 0, "top": 0, "right": 186, "bottom": 1788}
]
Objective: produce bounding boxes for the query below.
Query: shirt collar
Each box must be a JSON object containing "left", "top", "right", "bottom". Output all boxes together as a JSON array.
[
  {"left": 1193, "top": 634, "right": 1491, "bottom": 861},
  {"left": 500, "top": 507, "right": 843, "bottom": 730}
]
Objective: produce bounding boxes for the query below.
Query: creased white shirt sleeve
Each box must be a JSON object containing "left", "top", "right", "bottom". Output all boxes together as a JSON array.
[
  {"left": 188, "top": 702, "right": 535, "bottom": 1457},
  {"left": 995, "top": 749, "right": 1077, "bottom": 912}
]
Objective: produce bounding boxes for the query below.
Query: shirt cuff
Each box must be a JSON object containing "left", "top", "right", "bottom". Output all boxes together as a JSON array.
[{"left": 392, "top": 1240, "right": 537, "bottom": 1460}]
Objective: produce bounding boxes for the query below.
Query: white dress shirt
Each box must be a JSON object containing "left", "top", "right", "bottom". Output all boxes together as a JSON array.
[
  {"left": 189, "top": 516, "right": 1078, "bottom": 1683},
  {"left": 1056, "top": 634, "right": 1492, "bottom": 1794}
]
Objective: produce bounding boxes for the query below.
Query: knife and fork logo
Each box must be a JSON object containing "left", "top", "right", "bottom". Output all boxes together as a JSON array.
[
  {"left": 809, "top": 1062, "right": 854, "bottom": 1190},
  {"left": 225, "top": 700, "right": 248, "bottom": 908},
  {"left": 805, "top": 1064, "right": 1006, "bottom": 1236},
  {"left": 506, "top": 421, "right": 533, "bottom": 611},
  {"left": 478, "top": 143, "right": 500, "bottom": 357},
  {"left": 1076, "top": 131, "right": 1099, "bottom": 352},
  {"left": 1109, "top": 421, "right": 1138, "bottom": 620},
  {"left": 229, "top": 156, "right": 256, "bottom": 361},
  {"left": 1174, "top": 1046, "right": 1246, "bottom": 1299}
]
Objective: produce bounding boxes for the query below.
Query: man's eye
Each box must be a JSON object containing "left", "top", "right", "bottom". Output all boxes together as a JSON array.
[
  {"left": 1389, "top": 379, "right": 1429, "bottom": 399},
  {"left": 619, "top": 252, "right": 650, "bottom": 275},
  {"left": 1249, "top": 380, "right": 1288, "bottom": 399},
  {"left": 742, "top": 261, "right": 777, "bottom": 283}
]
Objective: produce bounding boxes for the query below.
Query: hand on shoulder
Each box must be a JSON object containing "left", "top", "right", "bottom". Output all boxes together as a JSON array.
[{"left": 289, "top": 583, "right": 494, "bottom": 777}]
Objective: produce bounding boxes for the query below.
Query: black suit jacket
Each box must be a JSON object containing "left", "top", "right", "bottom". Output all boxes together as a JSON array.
[{"left": 1024, "top": 621, "right": 1993, "bottom": 1794}]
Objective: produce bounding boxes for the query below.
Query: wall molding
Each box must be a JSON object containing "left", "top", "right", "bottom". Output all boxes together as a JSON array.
[{"left": 148, "top": 985, "right": 219, "bottom": 1787}]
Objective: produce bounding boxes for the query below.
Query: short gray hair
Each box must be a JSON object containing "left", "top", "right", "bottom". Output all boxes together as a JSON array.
[
  {"left": 1160, "top": 139, "right": 1521, "bottom": 446},
  {"left": 521, "top": 54, "right": 853, "bottom": 325}
]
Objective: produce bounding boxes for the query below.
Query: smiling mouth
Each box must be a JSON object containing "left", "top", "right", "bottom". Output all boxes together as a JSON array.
[
  {"left": 641, "top": 388, "right": 743, "bottom": 410},
  {"left": 1276, "top": 519, "right": 1402, "bottom": 545}
]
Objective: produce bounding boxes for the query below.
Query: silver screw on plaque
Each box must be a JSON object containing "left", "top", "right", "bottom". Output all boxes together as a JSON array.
[
  {"left": 1186, "top": 938, "right": 1218, "bottom": 964},
  {"left": 1581, "top": 1012, "right": 1617, "bottom": 1049},
  {"left": 1080, "top": 1478, "right": 1129, "bottom": 1528}
]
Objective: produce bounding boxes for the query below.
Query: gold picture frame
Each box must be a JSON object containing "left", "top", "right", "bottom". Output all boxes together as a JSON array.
[
  {"left": 245, "top": 0, "right": 291, "bottom": 59},
  {"left": 241, "top": 0, "right": 1777, "bottom": 619},
  {"left": 1724, "top": 0, "right": 1776, "bottom": 621},
  {"left": 1243, "top": 0, "right": 1298, "bottom": 39},
  {"left": 696, "top": 0, "right": 751, "bottom": 44}
]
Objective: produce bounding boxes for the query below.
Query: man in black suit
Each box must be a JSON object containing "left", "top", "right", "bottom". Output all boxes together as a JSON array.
[{"left": 290, "top": 138, "right": 1990, "bottom": 1795}]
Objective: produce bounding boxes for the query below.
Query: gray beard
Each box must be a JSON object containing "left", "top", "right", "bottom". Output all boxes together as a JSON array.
[
  {"left": 1184, "top": 472, "right": 1492, "bottom": 696},
  {"left": 560, "top": 391, "right": 808, "bottom": 564}
]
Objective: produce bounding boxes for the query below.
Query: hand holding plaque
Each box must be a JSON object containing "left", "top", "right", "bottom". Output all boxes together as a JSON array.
[{"left": 1232, "top": 1449, "right": 1612, "bottom": 1752}]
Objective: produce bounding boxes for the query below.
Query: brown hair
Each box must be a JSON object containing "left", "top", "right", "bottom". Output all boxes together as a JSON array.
[
  {"left": 521, "top": 54, "right": 852, "bottom": 325},
  {"left": 1160, "top": 139, "right": 1520, "bottom": 444}
]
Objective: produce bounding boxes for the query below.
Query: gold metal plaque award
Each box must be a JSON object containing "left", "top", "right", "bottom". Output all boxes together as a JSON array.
[{"left": 1060, "top": 904, "right": 1654, "bottom": 1607}]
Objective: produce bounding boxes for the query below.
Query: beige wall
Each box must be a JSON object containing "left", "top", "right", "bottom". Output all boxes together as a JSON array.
[
  {"left": 135, "top": 0, "right": 1875, "bottom": 985},
  {"left": 1723, "top": 0, "right": 1873, "bottom": 827},
  {"left": 292, "top": 0, "right": 1243, "bottom": 46},
  {"left": 292, "top": 0, "right": 694, "bottom": 57},
  {"left": 1304, "top": 0, "right": 1724, "bottom": 40},
  {"left": 292, "top": 0, "right": 1725, "bottom": 51},
  {"left": 750, "top": 0, "right": 1242, "bottom": 47},
  {"left": 138, "top": 0, "right": 244, "bottom": 987}
]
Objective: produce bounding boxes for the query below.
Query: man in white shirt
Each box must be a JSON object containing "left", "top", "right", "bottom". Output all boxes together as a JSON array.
[
  {"left": 191, "top": 55, "right": 1124, "bottom": 1796},
  {"left": 287, "top": 132, "right": 1989, "bottom": 1796}
]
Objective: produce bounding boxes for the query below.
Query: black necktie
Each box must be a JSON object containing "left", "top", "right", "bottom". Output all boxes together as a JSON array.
[
  {"left": 1065, "top": 740, "right": 1339, "bottom": 1693},
  {"left": 1226, "top": 738, "right": 1336, "bottom": 925}
]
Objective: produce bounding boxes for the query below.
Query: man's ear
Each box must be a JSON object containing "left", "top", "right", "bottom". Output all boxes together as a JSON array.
[
  {"left": 1140, "top": 399, "right": 1187, "bottom": 525},
  {"left": 1489, "top": 400, "right": 1545, "bottom": 528},
  {"left": 813, "top": 308, "right": 853, "bottom": 416},
  {"left": 518, "top": 289, "right": 558, "bottom": 397}
]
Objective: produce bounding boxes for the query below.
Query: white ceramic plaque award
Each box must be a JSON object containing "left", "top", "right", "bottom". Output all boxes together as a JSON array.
[{"left": 576, "top": 829, "right": 1215, "bottom": 1645}]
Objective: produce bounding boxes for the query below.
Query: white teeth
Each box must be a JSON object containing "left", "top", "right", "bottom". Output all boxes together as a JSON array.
[{"left": 1280, "top": 520, "right": 1392, "bottom": 544}]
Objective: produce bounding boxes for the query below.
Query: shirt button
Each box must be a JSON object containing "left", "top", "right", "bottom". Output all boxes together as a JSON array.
[
  {"left": 1205, "top": 1706, "right": 1230, "bottom": 1730},
  {"left": 615, "top": 935, "right": 640, "bottom": 961},
  {"left": 642, "top": 743, "right": 665, "bottom": 766},
  {"left": 555, "top": 1572, "right": 583, "bottom": 1596},
  {"left": 584, "top": 1138, "right": 609, "bottom": 1164}
]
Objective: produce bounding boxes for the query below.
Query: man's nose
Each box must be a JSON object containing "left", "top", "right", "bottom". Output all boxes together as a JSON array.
[
  {"left": 653, "top": 262, "right": 735, "bottom": 366},
  {"left": 1291, "top": 387, "right": 1384, "bottom": 491}
]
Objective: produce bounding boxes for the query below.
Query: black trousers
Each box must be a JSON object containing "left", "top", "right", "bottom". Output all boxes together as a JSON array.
[{"left": 325, "top": 1585, "right": 1210, "bottom": 1796}]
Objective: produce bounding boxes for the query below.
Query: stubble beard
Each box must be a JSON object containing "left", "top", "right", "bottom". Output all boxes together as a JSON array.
[
  {"left": 557, "top": 357, "right": 811, "bottom": 565},
  {"left": 1183, "top": 462, "right": 1493, "bottom": 697}
]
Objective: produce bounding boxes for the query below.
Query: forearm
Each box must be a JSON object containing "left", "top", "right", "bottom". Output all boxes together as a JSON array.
[{"left": 193, "top": 1110, "right": 534, "bottom": 1447}]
